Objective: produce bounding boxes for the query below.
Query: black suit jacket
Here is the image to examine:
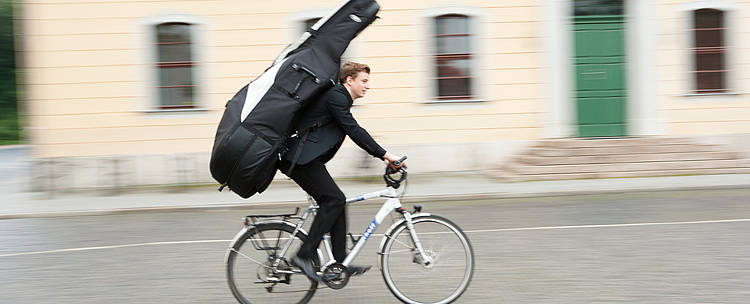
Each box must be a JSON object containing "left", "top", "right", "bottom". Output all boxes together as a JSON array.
[{"left": 283, "top": 84, "right": 386, "bottom": 165}]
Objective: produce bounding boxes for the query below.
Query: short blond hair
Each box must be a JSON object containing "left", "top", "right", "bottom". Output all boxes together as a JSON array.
[{"left": 339, "top": 62, "right": 370, "bottom": 84}]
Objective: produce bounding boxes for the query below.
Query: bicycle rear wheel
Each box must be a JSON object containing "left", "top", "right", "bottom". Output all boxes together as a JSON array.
[
  {"left": 381, "top": 215, "right": 474, "bottom": 304},
  {"left": 226, "top": 223, "right": 319, "bottom": 304}
]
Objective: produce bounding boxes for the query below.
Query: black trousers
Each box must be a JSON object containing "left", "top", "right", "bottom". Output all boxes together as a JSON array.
[{"left": 280, "top": 159, "right": 347, "bottom": 262}]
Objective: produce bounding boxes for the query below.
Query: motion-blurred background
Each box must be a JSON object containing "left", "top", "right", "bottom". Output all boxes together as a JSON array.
[
  {"left": 3, "top": 0, "right": 750, "bottom": 194},
  {"left": 3, "top": 2, "right": 750, "bottom": 304}
]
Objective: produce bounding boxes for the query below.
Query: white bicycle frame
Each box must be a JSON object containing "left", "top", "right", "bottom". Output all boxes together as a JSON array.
[
  {"left": 259, "top": 184, "right": 433, "bottom": 271},
  {"left": 337, "top": 186, "right": 430, "bottom": 267}
]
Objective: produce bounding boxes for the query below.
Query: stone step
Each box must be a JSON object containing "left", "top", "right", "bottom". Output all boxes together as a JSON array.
[
  {"left": 513, "top": 159, "right": 750, "bottom": 175},
  {"left": 518, "top": 151, "right": 740, "bottom": 166},
  {"left": 496, "top": 167, "right": 750, "bottom": 182},
  {"left": 535, "top": 137, "right": 695, "bottom": 149},
  {"left": 530, "top": 144, "right": 718, "bottom": 157},
  {"left": 490, "top": 136, "right": 750, "bottom": 182}
]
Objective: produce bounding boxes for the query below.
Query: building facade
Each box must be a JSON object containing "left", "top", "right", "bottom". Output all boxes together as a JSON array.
[{"left": 18, "top": 0, "right": 750, "bottom": 191}]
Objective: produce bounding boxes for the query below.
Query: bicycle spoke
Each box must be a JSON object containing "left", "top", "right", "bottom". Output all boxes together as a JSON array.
[
  {"left": 390, "top": 234, "right": 414, "bottom": 249},
  {"left": 381, "top": 216, "right": 474, "bottom": 304},
  {"left": 227, "top": 224, "right": 319, "bottom": 304},
  {"left": 230, "top": 248, "right": 271, "bottom": 269},
  {"left": 383, "top": 248, "right": 413, "bottom": 255}
]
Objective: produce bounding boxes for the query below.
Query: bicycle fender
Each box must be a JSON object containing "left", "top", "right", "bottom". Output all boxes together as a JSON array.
[{"left": 376, "top": 213, "right": 432, "bottom": 263}]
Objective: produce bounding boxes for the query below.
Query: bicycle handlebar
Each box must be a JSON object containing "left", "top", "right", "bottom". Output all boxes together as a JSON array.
[
  {"left": 384, "top": 155, "right": 408, "bottom": 188},
  {"left": 392, "top": 155, "right": 408, "bottom": 167}
]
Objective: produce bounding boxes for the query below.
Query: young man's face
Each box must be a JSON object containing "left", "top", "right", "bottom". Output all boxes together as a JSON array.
[{"left": 346, "top": 71, "right": 370, "bottom": 100}]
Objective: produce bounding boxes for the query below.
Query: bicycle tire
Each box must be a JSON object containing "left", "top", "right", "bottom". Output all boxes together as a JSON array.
[
  {"left": 226, "top": 222, "right": 319, "bottom": 304},
  {"left": 381, "top": 215, "right": 474, "bottom": 304}
]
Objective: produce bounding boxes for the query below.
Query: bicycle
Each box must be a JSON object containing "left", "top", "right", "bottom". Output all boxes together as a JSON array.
[{"left": 225, "top": 156, "right": 475, "bottom": 304}]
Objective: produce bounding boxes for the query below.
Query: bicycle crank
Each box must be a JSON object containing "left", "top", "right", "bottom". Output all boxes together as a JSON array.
[{"left": 321, "top": 263, "right": 349, "bottom": 289}]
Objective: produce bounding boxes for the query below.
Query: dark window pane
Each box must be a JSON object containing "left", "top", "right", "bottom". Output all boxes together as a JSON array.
[
  {"left": 158, "top": 44, "right": 191, "bottom": 62},
  {"left": 159, "top": 67, "right": 193, "bottom": 86},
  {"left": 156, "top": 22, "right": 194, "bottom": 107},
  {"left": 157, "top": 23, "right": 190, "bottom": 43},
  {"left": 436, "top": 15, "right": 469, "bottom": 35},
  {"left": 160, "top": 86, "right": 194, "bottom": 107},
  {"left": 434, "top": 15, "right": 473, "bottom": 99},
  {"left": 437, "top": 57, "right": 471, "bottom": 78},
  {"left": 697, "top": 71, "right": 725, "bottom": 91},
  {"left": 694, "top": 9, "right": 723, "bottom": 28},
  {"left": 156, "top": 23, "right": 192, "bottom": 62},
  {"left": 436, "top": 36, "right": 470, "bottom": 54},
  {"left": 692, "top": 9, "right": 726, "bottom": 92},
  {"left": 574, "top": 0, "right": 623, "bottom": 16},
  {"left": 438, "top": 78, "right": 471, "bottom": 98},
  {"left": 695, "top": 29, "right": 724, "bottom": 47},
  {"left": 695, "top": 52, "right": 724, "bottom": 71}
]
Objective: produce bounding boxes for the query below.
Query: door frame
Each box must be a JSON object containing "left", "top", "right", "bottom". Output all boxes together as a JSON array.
[{"left": 543, "top": 0, "right": 663, "bottom": 138}]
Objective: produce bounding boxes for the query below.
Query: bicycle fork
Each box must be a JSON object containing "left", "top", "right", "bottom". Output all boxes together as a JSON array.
[
  {"left": 377, "top": 209, "right": 434, "bottom": 269},
  {"left": 402, "top": 212, "right": 434, "bottom": 267}
]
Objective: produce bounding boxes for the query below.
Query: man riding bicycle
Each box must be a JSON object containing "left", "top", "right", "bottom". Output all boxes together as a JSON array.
[{"left": 278, "top": 61, "right": 405, "bottom": 282}]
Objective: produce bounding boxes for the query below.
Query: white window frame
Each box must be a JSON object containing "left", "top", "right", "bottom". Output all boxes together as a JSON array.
[
  {"left": 682, "top": 1, "right": 739, "bottom": 97},
  {"left": 418, "top": 6, "right": 486, "bottom": 104},
  {"left": 137, "top": 13, "right": 208, "bottom": 113}
]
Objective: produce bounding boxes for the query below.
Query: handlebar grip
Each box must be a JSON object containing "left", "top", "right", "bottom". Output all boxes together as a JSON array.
[{"left": 393, "top": 155, "right": 408, "bottom": 167}]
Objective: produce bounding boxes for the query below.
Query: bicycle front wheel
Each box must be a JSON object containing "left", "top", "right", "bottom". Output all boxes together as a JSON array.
[
  {"left": 226, "top": 223, "right": 319, "bottom": 304},
  {"left": 381, "top": 215, "right": 474, "bottom": 304}
]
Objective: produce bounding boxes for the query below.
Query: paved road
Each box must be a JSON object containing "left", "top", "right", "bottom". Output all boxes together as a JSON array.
[{"left": 2, "top": 188, "right": 750, "bottom": 303}]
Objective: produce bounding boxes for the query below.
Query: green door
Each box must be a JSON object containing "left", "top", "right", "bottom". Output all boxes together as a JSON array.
[{"left": 573, "top": 5, "right": 626, "bottom": 137}]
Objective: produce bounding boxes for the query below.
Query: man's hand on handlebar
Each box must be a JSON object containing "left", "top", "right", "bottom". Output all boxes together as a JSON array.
[{"left": 383, "top": 152, "right": 407, "bottom": 170}]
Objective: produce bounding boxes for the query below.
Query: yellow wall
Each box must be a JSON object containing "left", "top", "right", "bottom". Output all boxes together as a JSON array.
[
  {"left": 21, "top": 0, "right": 544, "bottom": 158},
  {"left": 655, "top": 0, "right": 750, "bottom": 135}
]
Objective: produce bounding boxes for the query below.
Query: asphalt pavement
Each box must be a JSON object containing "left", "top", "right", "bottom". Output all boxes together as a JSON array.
[
  {"left": 2, "top": 188, "right": 750, "bottom": 303},
  {"left": 3, "top": 144, "right": 750, "bottom": 303}
]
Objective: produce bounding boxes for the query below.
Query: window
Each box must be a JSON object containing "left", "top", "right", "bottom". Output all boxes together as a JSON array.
[
  {"left": 155, "top": 22, "right": 196, "bottom": 109},
  {"left": 434, "top": 14, "right": 474, "bottom": 100},
  {"left": 573, "top": 0, "right": 623, "bottom": 16},
  {"left": 692, "top": 8, "right": 727, "bottom": 93}
]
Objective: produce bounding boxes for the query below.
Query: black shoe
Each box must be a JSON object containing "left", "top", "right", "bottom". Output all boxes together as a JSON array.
[
  {"left": 348, "top": 264, "right": 372, "bottom": 276},
  {"left": 291, "top": 255, "right": 322, "bottom": 282}
]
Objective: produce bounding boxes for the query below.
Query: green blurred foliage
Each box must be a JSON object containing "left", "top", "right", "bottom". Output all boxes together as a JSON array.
[{"left": 0, "top": 0, "right": 19, "bottom": 144}]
